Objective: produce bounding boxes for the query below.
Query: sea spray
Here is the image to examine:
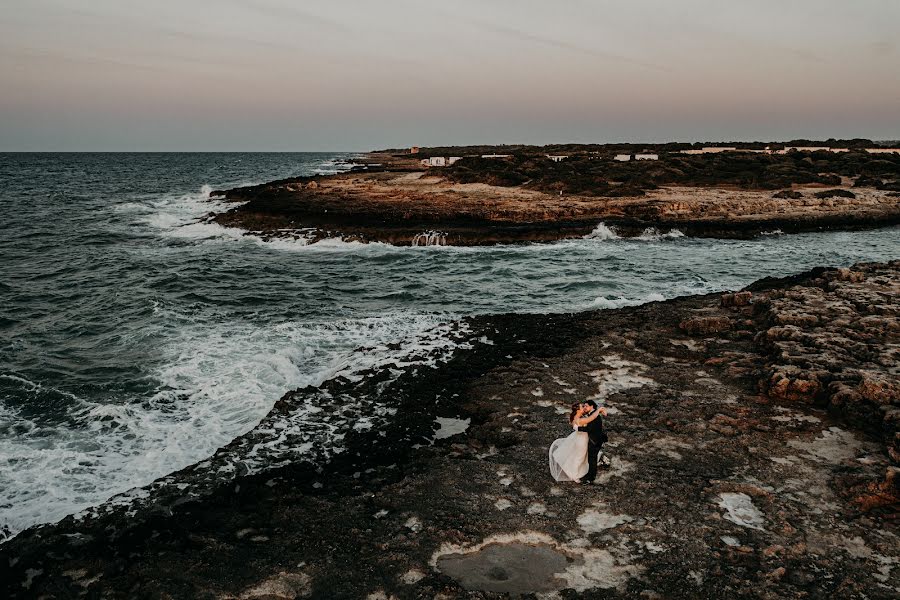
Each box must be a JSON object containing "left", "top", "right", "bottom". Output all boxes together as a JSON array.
[
  {"left": 0, "top": 311, "right": 466, "bottom": 541},
  {"left": 412, "top": 231, "right": 448, "bottom": 246},
  {"left": 584, "top": 222, "right": 620, "bottom": 240},
  {"left": 636, "top": 227, "right": 685, "bottom": 240}
]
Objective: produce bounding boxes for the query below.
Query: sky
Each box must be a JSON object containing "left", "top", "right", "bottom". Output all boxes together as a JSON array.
[{"left": 1, "top": 0, "right": 899, "bottom": 151}]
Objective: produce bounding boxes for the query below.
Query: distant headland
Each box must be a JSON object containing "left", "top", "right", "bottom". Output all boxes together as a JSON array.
[{"left": 209, "top": 140, "right": 900, "bottom": 246}]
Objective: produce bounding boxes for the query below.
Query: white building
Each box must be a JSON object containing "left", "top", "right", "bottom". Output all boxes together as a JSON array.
[
  {"left": 865, "top": 148, "right": 900, "bottom": 154},
  {"left": 635, "top": 153, "right": 659, "bottom": 160},
  {"left": 447, "top": 156, "right": 463, "bottom": 165},
  {"left": 546, "top": 155, "right": 569, "bottom": 162},
  {"left": 419, "top": 156, "right": 446, "bottom": 167},
  {"left": 613, "top": 154, "right": 631, "bottom": 161},
  {"left": 481, "top": 154, "right": 511, "bottom": 159}
]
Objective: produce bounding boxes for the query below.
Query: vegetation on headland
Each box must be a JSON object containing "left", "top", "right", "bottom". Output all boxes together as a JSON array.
[
  {"left": 379, "top": 138, "right": 887, "bottom": 156},
  {"left": 437, "top": 149, "right": 900, "bottom": 197},
  {"left": 383, "top": 141, "right": 900, "bottom": 197}
]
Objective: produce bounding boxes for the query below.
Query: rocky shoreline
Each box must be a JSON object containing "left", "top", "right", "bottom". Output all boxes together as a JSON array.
[
  {"left": 206, "top": 160, "right": 900, "bottom": 246},
  {"left": 2, "top": 262, "right": 898, "bottom": 598}
]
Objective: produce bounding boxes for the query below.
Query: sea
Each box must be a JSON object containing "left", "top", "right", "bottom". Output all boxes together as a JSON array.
[{"left": 1, "top": 152, "right": 897, "bottom": 541}]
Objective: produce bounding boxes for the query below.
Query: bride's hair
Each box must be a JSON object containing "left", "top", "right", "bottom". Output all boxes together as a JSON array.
[{"left": 568, "top": 402, "right": 581, "bottom": 424}]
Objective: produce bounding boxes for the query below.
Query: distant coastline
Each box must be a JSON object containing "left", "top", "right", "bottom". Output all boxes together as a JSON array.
[{"left": 208, "top": 141, "right": 900, "bottom": 246}]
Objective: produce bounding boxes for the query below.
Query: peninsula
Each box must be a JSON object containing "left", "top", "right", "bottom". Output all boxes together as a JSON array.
[{"left": 210, "top": 141, "right": 900, "bottom": 245}]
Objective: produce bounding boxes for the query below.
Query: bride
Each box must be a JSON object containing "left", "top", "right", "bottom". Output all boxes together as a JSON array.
[{"left": 548, "top": 402, "right": 602, "bottom": 482}]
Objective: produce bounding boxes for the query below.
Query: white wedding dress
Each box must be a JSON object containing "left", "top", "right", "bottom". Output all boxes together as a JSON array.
[{"left": 549, "top": 430, "right": 589, "bottom": 482}]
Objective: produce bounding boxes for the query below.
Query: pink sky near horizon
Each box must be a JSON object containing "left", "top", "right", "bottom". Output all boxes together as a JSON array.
[{"left": 2, "top": 0, "right": 899, "bottom": 150}]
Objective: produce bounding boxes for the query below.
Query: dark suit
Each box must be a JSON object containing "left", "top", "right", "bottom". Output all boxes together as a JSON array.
[{"left": 577, "top": 412, "right": 606, "bottom": 482}]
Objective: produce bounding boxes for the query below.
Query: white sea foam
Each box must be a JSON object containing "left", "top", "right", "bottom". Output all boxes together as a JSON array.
[
  {"left": 635, "top": 227, "right": 685, "bottom": 240},
  {"left": 587, "top": 292, "right": 666, "bottom": 310},
  {"left": 0, "top": 311, "right": 464, "bottom": 541},
  {"left": 584, "top": 223, "right": 620, "bottom": 240},
  {"left": 412, "top": 231, "right": 448, "bottom": 246},
  {"left": 584, "top": 223, "right": 684, "bottom": 242},
  {"left": 166, "top": 221, "right": 248, "bottom": 241},
  {"left": 141, "top": 157, "right": 357, "bottom": 243},
  {"left": 137, "top": 184, "right": 241, "bottom": 240}
]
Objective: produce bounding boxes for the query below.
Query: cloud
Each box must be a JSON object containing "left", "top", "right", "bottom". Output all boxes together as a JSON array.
[
  {"left": 461, "top": 18, "right": 667, "bottom": 72},
  {"left": 235, "top": 0, "right": 351, "bottom": 32}
]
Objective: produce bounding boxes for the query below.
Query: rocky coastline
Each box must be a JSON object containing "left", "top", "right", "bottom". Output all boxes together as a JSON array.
[
  {"left": 208, "top": 169, "right": 900, "bottom": 246},
  {"left": 1, "top": 262, "right": 898, "bottom": 598}
]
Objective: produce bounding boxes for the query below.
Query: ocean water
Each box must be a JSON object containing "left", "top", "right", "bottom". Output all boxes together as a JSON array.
[{"left": 0, "top": 152, "right": 897, "bottom": 540}]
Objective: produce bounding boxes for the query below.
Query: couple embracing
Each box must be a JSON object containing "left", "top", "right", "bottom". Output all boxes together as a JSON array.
[{"left": 548, "top": 400, "right": 610, "bottom": 484}]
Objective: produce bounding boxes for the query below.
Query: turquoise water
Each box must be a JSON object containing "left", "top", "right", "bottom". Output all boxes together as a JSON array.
[{"left": 1, "top": 152, "right": 897, "bottom": 539}]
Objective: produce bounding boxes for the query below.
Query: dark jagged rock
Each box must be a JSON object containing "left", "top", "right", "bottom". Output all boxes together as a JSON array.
[
  {"left": 773, "top": 189, "right": 803, "bottom": 199},
  {"left": 814, "top": 188, "right": 857, "bottom": 199},
  {"left": 855, "top": 175, "right": 884, "bottom": 188}
]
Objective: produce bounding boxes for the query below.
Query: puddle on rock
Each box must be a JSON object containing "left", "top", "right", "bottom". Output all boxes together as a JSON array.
[
  {"left": 436, "top": 542, "right": 570, "bottom": 596},
  {"left": 717, "top": 492, "right": 765, "bottom": 531},
  {"left": 432, "top": 532, "right": 642, "bottom": 595},
  {"left": 433, "top": 417, "right": 471, "bottom": 440},
  {"left": 788, "top": 426, "right": 864, "bottom": 464}
]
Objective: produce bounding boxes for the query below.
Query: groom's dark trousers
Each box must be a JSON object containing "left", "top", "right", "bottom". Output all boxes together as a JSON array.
[{"left": 577, "top": 414, "right": 606, "bottom": 482}]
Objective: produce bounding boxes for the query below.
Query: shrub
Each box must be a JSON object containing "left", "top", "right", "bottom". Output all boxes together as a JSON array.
[{"left": 814, "top": 189, "right": 856, "bottom": 199}]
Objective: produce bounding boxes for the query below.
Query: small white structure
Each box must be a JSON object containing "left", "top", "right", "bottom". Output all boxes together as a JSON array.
[
  {"left": 635, "top": 153, "right": 659, "bottom": 160},
  {"left": 613, "top": 154, "right": 631, "bottom": 161},
  {"left": 865, "top": 148, "right": 900, "bottom": 154},
  {"left": 546, "top": 155, "right": 569, "bottom": 162},
  {"left": 419, "top": 156, "right": 445, "bottom": 167},
  {"left": 481, "top": 154, "right": 511, "bottom": 159},
  {"left": 447, "top": 156, "right": 463, "bottom": 165}
]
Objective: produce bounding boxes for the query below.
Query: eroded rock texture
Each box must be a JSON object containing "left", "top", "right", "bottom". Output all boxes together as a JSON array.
[
  {"left": 751, "top": 263, "right": 900, "bottom": 464},
  {"left": 209, "top": 169, "right": 900, "bottom": 246}
]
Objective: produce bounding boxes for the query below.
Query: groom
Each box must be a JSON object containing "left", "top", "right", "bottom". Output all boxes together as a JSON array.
[{"left": 576, "top": 400, "right": 608, "bottom": 484}]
